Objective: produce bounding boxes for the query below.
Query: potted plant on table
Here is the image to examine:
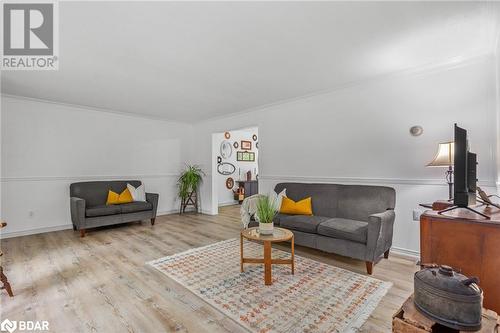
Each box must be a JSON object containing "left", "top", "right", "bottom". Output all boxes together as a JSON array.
[
  {"left": 177, "top": 164, "right": 205, "bottom": 214},
  {"left": 256, "top": 195, "right": 277, "bottom": 235}
]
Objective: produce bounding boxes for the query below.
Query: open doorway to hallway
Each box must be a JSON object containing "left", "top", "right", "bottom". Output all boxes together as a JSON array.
[{"left": 211, "top": 127, "right": 259, "bottom": 215}]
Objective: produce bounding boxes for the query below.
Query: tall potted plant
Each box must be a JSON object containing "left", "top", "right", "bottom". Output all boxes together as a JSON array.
[
  {"left": 177, "top": 164, "right": 205, "bottom": 213},
  {"left": 256, "top": 195, "right": 277, "bottom": 235}
]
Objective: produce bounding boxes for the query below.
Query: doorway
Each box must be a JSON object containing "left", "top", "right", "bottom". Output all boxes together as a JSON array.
[{"left": 211, "top": 126, "right": 259, "bottom": 215}]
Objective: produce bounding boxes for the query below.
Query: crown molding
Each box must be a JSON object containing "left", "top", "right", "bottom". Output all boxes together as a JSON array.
[
  {"left": 0, "top": 94, "right": 191, "bottom": 125},
  {"left": 2, "top": 53, "right": 493, "bottom": 125},
  {"left": 197, "top": 52, "right": 494, "bottom": 124}
]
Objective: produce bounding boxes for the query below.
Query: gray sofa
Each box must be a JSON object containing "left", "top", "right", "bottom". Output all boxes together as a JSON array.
[
  {"left": 70, "top": 180, "right": 159, "bottom": 237},
  {"left": 250, "top": 182, "right": 396, "bottom": 274}
]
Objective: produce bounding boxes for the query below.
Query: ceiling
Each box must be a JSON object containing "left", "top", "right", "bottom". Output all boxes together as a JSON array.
[{"left": 2, "top": 1, "right": 499, "bottom": 122}]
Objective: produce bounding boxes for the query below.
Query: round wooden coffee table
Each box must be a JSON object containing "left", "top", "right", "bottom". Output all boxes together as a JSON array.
[{"left": 240, "top": 227, "right": 294, "bottom": 285}]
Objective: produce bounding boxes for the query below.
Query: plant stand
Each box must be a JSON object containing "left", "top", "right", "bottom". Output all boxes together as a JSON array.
[{"left": 180, "top": 191, "right": 198, "bottom": 214}]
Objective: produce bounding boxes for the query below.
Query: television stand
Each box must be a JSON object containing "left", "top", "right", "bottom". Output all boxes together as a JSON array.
[{"left": 438, "top": 205, "right": 491, "bottom": 219}]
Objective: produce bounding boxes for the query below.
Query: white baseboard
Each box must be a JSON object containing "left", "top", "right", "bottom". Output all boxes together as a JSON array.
[
  {"left": 1, "top": 224, "right": 73, "bottom": 239},
  {"left": 218, "top": 201, "right": 238, "bottom": 207},
  {"left": 391, "top": 246, "right": 420, "bottom": 259},
  {"left": 1, "top": 210, "right": 181, "bottom": 239}
]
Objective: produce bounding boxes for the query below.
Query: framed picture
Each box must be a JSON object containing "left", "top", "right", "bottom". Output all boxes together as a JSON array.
[
  {"left": 233, "top": 141, "right": 239, "bottom": 149},
  {"left": 252, "top": 134, "right": 257, "bottom": 141},
  {"left": 226, "top": 177, "right": 234, "bottom": 189},
  {"left": 224, "top": 132, "right": 231, "bottom": 139},
  {"left": 241, "top": 140, "right": 252, "bottom": 150},
  {"left": 237, "top": 151, "right": 255, "bottom": 162}
]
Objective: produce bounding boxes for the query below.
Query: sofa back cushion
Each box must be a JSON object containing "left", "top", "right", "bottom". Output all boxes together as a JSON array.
[
  {"left": 337, "top": 185, "right": 395, "bottom": 221},
  {"left": 274, "top": 183, "right": 340, "bottom": 217},
  {"left": 274, "top": 183, "right": 395, "bottom": 220},
  {"left": 70, "top": 180, "right": 142, "bottom": 207}
]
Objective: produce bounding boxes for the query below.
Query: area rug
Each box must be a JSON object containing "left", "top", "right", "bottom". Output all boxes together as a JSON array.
[{"left": 148, "top": 239, "right": 392, "bottom": 333}]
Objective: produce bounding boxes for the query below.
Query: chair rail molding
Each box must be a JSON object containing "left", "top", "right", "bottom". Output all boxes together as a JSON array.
[
  {"left": 259, "top": 174, "right": 497, "bottom": 187},
  {"left": 1, "top": 174, "right": 178, "bottom": 182}
]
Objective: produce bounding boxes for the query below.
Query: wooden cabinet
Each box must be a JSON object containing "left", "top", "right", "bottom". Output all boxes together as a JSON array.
[
  {"left": 420, "top": 207, "right": 500, "bottom": 313},
  {"left": 234, "top": 180, "right": 258, "bottom": 203}
]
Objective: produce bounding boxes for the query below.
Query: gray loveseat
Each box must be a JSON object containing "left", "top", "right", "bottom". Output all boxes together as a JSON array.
[
  {"left": 250, "top": 182, "right": 396, "bottom": 274},
  {"left": 70, "top": 180, "right": 159, "bottom": 237}
]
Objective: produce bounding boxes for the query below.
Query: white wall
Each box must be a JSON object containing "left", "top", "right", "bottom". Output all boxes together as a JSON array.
[
  {"left": 192, "top": 55, "right": 499, "bottom": 256},
  {"left": 215, "top": 128, "right": 259, "bottom": 206},
  {"left": 1, "top": 96, "right": 193, "bottom": 238}
]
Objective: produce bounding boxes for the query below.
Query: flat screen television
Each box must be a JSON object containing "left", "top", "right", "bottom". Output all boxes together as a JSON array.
[{"left": 453, "top": 124, "right": 476, "bottom": 207}]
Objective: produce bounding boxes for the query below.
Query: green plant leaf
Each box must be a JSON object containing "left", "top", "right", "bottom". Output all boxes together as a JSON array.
[
  {"left": 256, "top": 195, "right": 277, "bottom": 223},
  {"left": 177, "top": 164, "right": 205, "bottom": 200}
]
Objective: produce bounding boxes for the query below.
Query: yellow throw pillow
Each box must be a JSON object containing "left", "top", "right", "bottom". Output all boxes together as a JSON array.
[
  {"left": 106, "top": 188, "right": 133, "bottom": 205},
  {"left": 280, "top": 196, "right": 313, "bottom": 215}
]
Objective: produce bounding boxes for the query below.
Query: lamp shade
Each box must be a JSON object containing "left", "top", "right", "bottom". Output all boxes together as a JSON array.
[{"left": 427, "top": 142, "right": 454, "bottom": 167}]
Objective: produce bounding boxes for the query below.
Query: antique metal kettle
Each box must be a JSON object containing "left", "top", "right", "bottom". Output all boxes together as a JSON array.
[{"left": 414, "top": 264, "right": 483, "bottom": 331}]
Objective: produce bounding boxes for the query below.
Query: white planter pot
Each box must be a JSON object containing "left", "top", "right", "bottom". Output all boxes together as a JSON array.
[{"left": 259, "top": 222, "right": 274, "bottom": 235}]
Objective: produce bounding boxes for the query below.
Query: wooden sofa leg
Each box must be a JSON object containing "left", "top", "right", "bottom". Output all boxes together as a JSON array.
[
  {"left": 151, "top": 218, "right": 156, "bottom": 225},
  {"left": 365, "top": 261, "right": 373, "bottom": 275},
  {"left": 80, "top": 229, "right": 86, "bottom": 238},
  {"left": 384, "top": 249, "right": 390, "bottom": 259}
]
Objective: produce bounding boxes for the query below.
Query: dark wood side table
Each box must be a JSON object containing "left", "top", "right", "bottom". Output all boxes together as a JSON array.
[
  {"left": 235, "top": 180, "right": 258, "bottom": 204},
  {"left": 0, "top": 222, "right": 14, "bottom": 297}
]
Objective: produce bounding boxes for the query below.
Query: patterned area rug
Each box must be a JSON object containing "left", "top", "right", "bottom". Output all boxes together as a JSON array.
[{"left": 148, "top": 239, "right": 392, "bottom": 333}]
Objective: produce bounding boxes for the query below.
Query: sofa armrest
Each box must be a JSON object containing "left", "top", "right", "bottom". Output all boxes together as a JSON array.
[
  {"left": 366, "top": 209, "right": 395, "bottom": 261},
  {"left": 70, "top": 197, "right": 86, "bottom": 230},
  {"left": 146, "top": 192, "right": 159, "bottom": 217}
]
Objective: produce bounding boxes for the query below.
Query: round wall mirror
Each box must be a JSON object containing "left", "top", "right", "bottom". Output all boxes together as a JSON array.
[{"left": 220, "top": 140, "right": 233, "bottom": 159}]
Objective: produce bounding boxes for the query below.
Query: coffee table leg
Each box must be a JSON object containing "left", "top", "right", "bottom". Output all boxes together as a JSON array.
[
  {"left": 291, "top": 235, "right": 295, "bottom": 275},
  {"left": 240, "top": 233, "right": 244, "bottom": 273},
  {"left": 264, "top": 241, "right": 272, "bottom": 285}
]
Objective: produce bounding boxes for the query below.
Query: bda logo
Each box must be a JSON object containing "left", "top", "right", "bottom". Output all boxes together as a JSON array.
[
  {"left": 1, "top": 1, "right": 59, "bottom": 70},
  {"left": 0, "top": 319, "right": 17, "bottom": 333}
]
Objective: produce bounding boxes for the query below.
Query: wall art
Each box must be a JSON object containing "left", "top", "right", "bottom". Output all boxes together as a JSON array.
[
  {"left": 226, "top": 177, "right": 234, "bottom": 189},
  {"left": 217, "top": 156, "right": 222, "bottom": 164},
  {"left": 233, "top": 141, "right": 239, "bottom": 149},
  {"left": 220, "top": 140, "right": 232, "bottom": 159},
  {"left": 252, "top": 134, "right": 257, "bottom": 141},
  {"left": 241, "top": 140, "right": 252, "bottom": 150},
  {"left": 237, "top": 151, "right": 255, "bottom": 162},
  {"left": 217, "top": 162, "right": 236, "bottom": 175},
  {"left": 224, "top": 132, "right": 231, "bottom": 139}
]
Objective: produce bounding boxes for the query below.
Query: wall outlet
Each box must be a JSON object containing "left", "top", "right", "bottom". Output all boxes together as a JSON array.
[{"left": 412, "top": 209, "right": 422, "bottom": 221}]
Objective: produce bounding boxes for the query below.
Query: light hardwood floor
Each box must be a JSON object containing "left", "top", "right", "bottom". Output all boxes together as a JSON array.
[{"left": 0, "top": 205, "right": 418, "bottom": 332}]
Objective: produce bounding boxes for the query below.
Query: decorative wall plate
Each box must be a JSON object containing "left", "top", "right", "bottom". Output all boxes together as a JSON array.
[
  {"left": 224, "top": 132, "right": 231, "bottom": 139},
  {"left": 220, "top": 140, "right": 233, "bottom": 159},
  {"left": 217, "top": 162, "right": 236, "bottom": 175},
  {"left": 233, "top": 141, "right": 239, "bottom": 149},
  {"left": 226, "top": 177, "right": 234, "bottom": 189},
  {"left": 252, "top": 134, "right": 257, "bottom": 141}
]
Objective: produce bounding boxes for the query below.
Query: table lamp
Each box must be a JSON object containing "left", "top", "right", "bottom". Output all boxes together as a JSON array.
[{"left": 427, "top": 142, "right": 454, "bottom": 200}]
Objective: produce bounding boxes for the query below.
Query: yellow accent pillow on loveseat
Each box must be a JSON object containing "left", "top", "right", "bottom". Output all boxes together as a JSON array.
[
  {"left": 280, "top": 196, "right": 313, "bottom": 215},
  {"left": 106, "top": 188, "right": 133, "bottom": 205}
]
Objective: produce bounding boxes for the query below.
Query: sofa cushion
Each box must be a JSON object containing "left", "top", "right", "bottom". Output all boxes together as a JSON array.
[
  {"left": 280, "top": 215, "right": 331, "bottom": 233},
  {"left": 119, "top": 201, "right": 153, "bottom": 214},
  {"left": 317, "top": 218, "right": 368, "bottom": 244},
  {"left": 86, "top": 205, "right": 121, "bottom": 217}
]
